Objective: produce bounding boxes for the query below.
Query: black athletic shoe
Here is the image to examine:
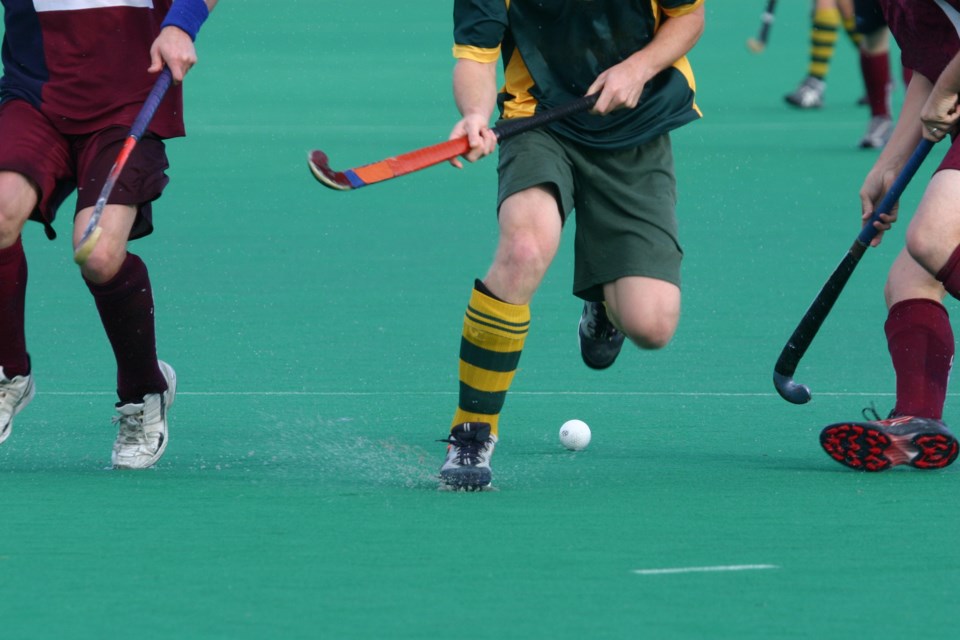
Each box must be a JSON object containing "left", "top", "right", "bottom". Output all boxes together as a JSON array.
[
  {"left": 820, "top": 414, "right": 959, "bottom": 472},
  {"left": 439, "top": 422, "right": 495, "bottom": 490},
  {"left": 578, "top": 301, "right": 625, "bottom": 370}
]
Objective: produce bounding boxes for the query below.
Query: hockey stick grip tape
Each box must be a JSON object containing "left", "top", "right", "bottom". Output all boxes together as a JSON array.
[
  {"left": 492, "top": 94, "right": 599, "bottom": 141},
  {"left": 130, "top": 68, "right": 173, "bottom": 140}
]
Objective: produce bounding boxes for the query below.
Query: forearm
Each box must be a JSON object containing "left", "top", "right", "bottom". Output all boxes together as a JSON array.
[
  {"left": 453, "top": 58, "right": 498, "bottom": 123},
  {"left": 934, "top": 51, "right": 960, "bottom": 96},
  {"left": 626, "top": 8, "right": 704, "bottom": 82},
  {"left": 875, "top": 71, "right": 931, "bottom": 172}
]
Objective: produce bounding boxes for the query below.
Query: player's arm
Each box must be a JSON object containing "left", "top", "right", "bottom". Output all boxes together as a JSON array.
[
  {"left": 921, "top": 50, "right": 960, "bottom": 142},
  {"left": 449, "top": 0, "right": 505, "bottom": 167},
  {"left": 149, "top": 0, "right": 219, "bottom": 82},
  {"left": 859, "top": 70, "right": 932, "bottom": 245},
  {"left": 450, "top": 58, "right": 499, "bottom": 167},
  {"left": 587, "top": 4, "right": 705, "bottom": 115}
]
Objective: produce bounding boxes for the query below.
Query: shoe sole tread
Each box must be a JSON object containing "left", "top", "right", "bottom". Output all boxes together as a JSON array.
[{"left": 820, "top": 421, "right": 959, "bottom": 471}]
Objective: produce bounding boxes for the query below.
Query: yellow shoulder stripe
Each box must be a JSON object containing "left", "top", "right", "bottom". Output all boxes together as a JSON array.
[
  {"left": 663, "top": 0, "right": 704, "bottom": 18},
  {"left": 452, "top": 44, "right": 501, "bottom": 63}
]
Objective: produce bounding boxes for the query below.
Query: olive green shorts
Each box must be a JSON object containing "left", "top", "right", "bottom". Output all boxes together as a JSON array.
[{"left": 497, "top": 127, "right": 681, "bottom": 302}]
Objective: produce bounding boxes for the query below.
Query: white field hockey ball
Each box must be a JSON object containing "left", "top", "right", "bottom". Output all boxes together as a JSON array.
[{"left": 559, "top": 419, "right": 591, "bottom": 451}]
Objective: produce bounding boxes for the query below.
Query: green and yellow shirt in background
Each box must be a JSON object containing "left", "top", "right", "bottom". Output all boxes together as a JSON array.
[{"left": 453, "top": 0, "right": 703, "bottom": 149}]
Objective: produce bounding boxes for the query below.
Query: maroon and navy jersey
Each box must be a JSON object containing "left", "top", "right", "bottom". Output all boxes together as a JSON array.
[
  {"left": 879, "top": 0, "right": 960, "bottom": 83},
  {"left": 0, "top": 0, "right": 184, "bottom": 138}
]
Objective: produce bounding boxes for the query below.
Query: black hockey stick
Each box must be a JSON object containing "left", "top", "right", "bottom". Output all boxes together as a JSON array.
[
  {"left": 747, "top": 0, "right": 778, "bottom": 53},
  {"left": 773, "top": 138, "right": 934, "bottom": 404}
]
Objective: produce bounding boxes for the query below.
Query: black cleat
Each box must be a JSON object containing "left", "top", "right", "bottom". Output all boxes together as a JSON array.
[{"left": 578, "top": 301, "right": 625, "bottom": 370}]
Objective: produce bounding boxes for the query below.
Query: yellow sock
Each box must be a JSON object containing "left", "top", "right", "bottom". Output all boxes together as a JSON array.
[
  {"left": 451, "top": 286, "right": 530, "bottom": 437},
  {"left": 843, "top": 15, "right": 862, "bottom": 47},
  {"left": 808, "top": 7, "right": 841, "bottom": 80}
]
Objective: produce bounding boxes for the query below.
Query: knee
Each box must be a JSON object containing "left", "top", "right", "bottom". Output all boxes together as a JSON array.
[
  {"left": 619, "top": 314, "right": 677, "bottom": 350},
  {"left": 904, "top": 224, "right": 942, "bottom": 274},
  {"left": 0, "top": 198, "right": 30, "bottom": 248},
  {"left": 499, "top": 230, "right": 553, "bottom": 275},
  {"left": 78, "top": 238, "right": 128, "bottom": 283}
]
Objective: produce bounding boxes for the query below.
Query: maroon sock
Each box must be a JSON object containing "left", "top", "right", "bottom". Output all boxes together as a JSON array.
[
  {"left": 859, "top": 49, "right": 891, "bottom": 117},
  {"left": 935, "top": 244, "right": 960, "bottom": 300},
  {"left": 0, "top": 237, "right": 30, "bottom": 377},
  {"left": 884, "top": 299, "right": 953, "bottom": 420},
  {"left": 85, "top": 253, "right": 166, "bottom": 403}
]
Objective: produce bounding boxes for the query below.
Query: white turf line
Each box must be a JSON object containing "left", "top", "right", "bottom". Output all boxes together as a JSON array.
[
  {"left": 633, "top": 564, "right": 780, "bottom": 576},
  {"left": 36, "top": 391, "right": 906, "bottom": 398}
]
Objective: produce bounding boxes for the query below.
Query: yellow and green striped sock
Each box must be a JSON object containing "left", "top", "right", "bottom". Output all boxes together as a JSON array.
[
  {"left": 808, "top": 7, "right": 841, "bottom": 80},
  {"left": 451, "top": 285, "right": 530, "bottom": 437}
]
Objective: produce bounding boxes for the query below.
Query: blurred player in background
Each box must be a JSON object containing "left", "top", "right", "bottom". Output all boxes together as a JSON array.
[
  {"left": 0, "top": 0, "right": 217, "bottom": 468},
  {"left": 785, "top": 0, "right": 896, "bottom": 149},
  {"left": 785, "top": 0, "right": 861, "bottom": 109},
  {"left": 819, "top": 0, "right": 960, "bottom": 471},
  {"left": 438, "top": 0, "right": 705, "bottom": 490},
  {"left": 853, "top": 0, "right": 899, "bottom": 148}
]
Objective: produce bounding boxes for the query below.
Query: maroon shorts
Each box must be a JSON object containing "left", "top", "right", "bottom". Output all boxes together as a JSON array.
[
  {"left": 0, "top": 99, "right": 170, "bottom": 240},
  {"left": 939, "top": 135, "right": 960, "bottom": 174}
]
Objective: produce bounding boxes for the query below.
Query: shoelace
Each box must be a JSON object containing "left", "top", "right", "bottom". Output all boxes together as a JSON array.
[
  {"left": 0, "top": 387, "right": 18, "bottom": 414},
  {"left": 861, "top": 403, "right": 896, "bottom": 422},
  {"left": 0, "top": 383, "right": 16, "bottom": 402},
  {"left": 112, "top": 412, "right": 146, "bottom": 444},
  {"left": 439, "top": 434, "right": 485, "bottom": 466},
  {"left": 587, "top": 312, "right": 621, "bottom": 342}
]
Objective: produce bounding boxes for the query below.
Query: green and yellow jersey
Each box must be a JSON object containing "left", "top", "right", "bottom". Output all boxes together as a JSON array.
[{"left": 453, "top": 0, "right": 703, "bottom": 149}]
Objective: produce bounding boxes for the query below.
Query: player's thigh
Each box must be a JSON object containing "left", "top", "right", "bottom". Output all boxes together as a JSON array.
[
  {"left": 74, "top": 127, "right": 170, "bottom": 242},
  {"left": 906, "top": 168, "right": 960, "bottom": 270},
  {"left": 486, "top": 187, "right": 564, "bottom": 303},
  {"left": 497, "top": 126, "right": 575, "bottom": 224},
  {"left": 571, "top": 134, "right": 681, "bottom": 303},
  {"left": 494, "top": 128, "right": 571, "bottom": 274},
  {"left": 0, "top": 99, "right": 74, "bottom": 241}
]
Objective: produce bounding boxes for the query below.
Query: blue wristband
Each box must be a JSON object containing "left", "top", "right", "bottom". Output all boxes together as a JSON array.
[{"left": 161, "top": 0, "right": 209, "bottom": 41}]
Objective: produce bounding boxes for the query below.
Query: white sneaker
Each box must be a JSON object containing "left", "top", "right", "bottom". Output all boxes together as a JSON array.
[
  {"left": 0, "top": 368, "right": 35, "bottom": 445},
  {"left": 784, "top": 76, "right": 826, "bottom": 109},
  {"left": 111, "top": 361, "right": 176, "bottom": 469},
  {"left": 439, "top": 422, "right": 496, "bottom": 490},
  {"left": 859, "top": 115, "right": 893, "bottom": 149}
]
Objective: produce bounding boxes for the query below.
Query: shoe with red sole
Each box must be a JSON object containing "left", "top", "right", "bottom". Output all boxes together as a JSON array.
[{"left": 820, "top": 414, "right": 959, "bottom": 471}]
